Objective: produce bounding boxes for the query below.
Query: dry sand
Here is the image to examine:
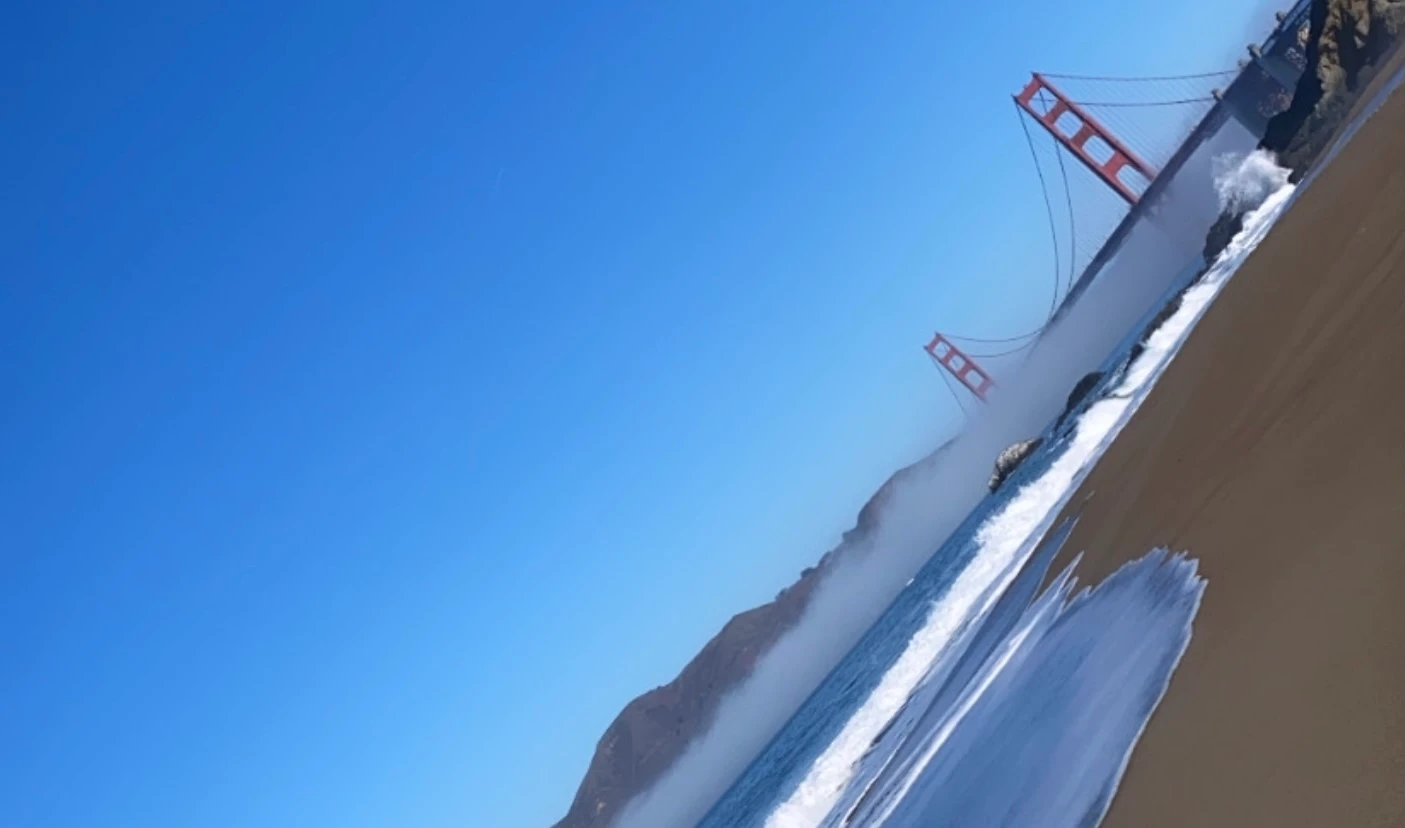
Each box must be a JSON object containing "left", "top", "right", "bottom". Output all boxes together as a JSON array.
[{"left": 1052, "top": 75, "right": 1405, "bottom": 825}]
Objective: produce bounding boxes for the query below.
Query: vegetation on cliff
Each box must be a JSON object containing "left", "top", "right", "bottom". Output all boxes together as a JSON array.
[
  {"left": 1261, "top": 0, "right": 1405, "bottom": 177},
  {"left": 1207, "top": 0, "right": 1403, "bottom": 262}
]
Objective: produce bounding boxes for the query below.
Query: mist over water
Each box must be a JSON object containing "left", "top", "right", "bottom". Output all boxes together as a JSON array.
[{"left": 615, "top": 114, "right": 1259, "bottom": 828}]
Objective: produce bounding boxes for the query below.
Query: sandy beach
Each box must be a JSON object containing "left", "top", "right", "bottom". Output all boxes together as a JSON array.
[{"left": 1052, "top": 68, "right": 1405, "bottom": 827}]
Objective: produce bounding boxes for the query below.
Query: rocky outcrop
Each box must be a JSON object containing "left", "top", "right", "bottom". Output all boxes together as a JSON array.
[
  {"left": 1127, "top": 290, "right": 1187, "bottom": 370},
  {"left": 1261, "top": 0, "right": 1404, "bottom": 175},
  {"left": 1202, "top": 0, "right": 1401, "bottom": 271},
  {"left": 989, "top": 438, "right": 1044, "bottom": 493},
  {"left": 1055, "top": 372, "right": 1106, "bottom": 431},
  {"left": 552, "top": 440, "right": 953, "bottom": 828},
  {"left": 1203, "top": 210, "right": 1246, "bottom": 264}
]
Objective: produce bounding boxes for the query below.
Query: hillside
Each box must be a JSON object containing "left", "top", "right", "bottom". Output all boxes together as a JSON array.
[{"left": 552, "top": 443, "right": 952, "bottom": 828}]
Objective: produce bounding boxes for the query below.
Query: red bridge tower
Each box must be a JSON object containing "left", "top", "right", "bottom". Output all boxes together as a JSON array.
[
  {"left": 924, "top": 332, "right": 997, "bottom": 403},
  {"left": 1013, "top": 73, "right": 1159, "bottom": 204}
]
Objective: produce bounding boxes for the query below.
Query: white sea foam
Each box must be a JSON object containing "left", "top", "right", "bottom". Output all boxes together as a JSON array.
[
  {"left": 1214, "top": 149, "right": 1291, "bottom": 214},
  {"left": 759, "top": 167, "right": 1298, "bottom": 828}
]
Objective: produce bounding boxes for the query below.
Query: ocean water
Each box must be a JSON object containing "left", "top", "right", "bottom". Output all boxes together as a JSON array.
[{"left": 692, "top": 175, "right": 1304, "bottom": 828}]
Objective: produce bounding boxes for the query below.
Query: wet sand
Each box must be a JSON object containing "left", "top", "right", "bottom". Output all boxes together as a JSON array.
[{"left": 1053, "top": 76, "right": 1405, "bottom": 825}]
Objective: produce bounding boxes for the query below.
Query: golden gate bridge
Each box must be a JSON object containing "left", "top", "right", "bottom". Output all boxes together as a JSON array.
[{"left": 926, "top": 0, "right": 1313, "bottom": 411}]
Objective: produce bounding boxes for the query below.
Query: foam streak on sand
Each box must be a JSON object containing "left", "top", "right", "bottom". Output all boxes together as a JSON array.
[
  {"left": 866, "top": 549, "right": 1205, "bottom": 828},
  {"left": 759, "top": 175, "right": 1297, "bottom": 828}
]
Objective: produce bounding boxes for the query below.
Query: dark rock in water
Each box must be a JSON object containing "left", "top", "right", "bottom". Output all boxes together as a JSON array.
[
  {"left": 989, "top": 438, "right": 1044, "bottom": 493},
  {"left": 1203, "top": 209, "right": 1246, "bottom": 263},
  {"left": 1127, "top": 291, "right": 1187, "bottom": 369},
  {"left": 1055, "top": 371, "right": 1105, "bottom": 431}
]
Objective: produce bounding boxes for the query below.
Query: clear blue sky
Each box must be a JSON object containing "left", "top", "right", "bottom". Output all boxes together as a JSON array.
[{"left": 2, "top": 2, "right": 1269, "bottom": 826}]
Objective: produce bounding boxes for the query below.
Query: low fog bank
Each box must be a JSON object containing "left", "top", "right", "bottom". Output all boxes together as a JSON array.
[{"left": 614, "top": 118, "right": 1258, "bottom": 828}]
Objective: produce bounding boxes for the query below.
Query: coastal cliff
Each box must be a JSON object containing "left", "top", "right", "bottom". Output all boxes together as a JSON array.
[
  {"left": 1261, "top": 0, "right": 1404, "bottom": 174},
  {"left": 1207, "top": 0, "right": 1403, "bottom": 261}
]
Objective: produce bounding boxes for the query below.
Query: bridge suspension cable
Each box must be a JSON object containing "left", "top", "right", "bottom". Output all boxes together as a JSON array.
[
  {"left": 1014, "top": 97, "right": 1069, "bottom": 327},
  {"left": 1068, "top": 96, "right": 1216, "bottom": 107},
  {"left": 1039, "top": 69, "right": 1238, "bottom": 82},
  {"left": 963, "top": 340, "right": 1046, "bottom": 360},
  {"left": 1047, "top": 93, "right": 1077, "bottom": 304},
  {"left": 924, "top": 93, "right": 1084, "bottom": 372},
  {"left": 933, "top": 357, "right": 974, "bottom": 419},
  {"left": 945, "top": 329, "right": 1042, "bottom": 346}
]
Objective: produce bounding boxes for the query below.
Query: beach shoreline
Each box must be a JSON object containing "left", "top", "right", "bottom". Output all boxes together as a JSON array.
[{"left": 1048, "top": 61, "right": 1405, "bottom": 828}]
